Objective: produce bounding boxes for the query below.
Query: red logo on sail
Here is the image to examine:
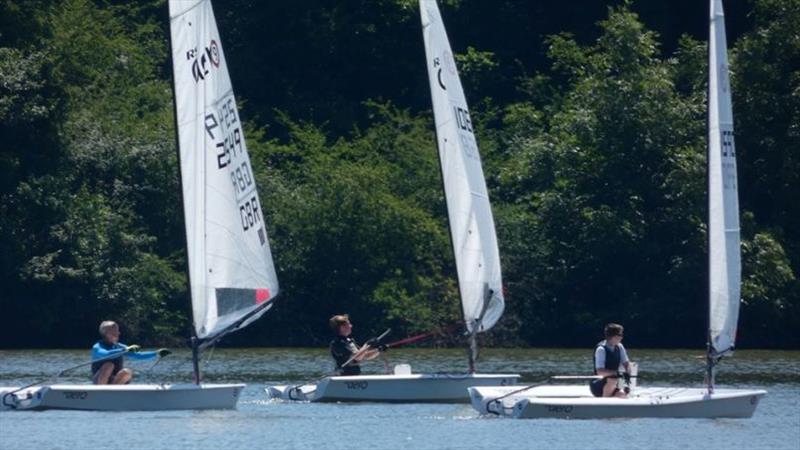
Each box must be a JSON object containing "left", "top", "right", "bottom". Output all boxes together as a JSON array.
[{"left": 255, "top": 288, "right": 271, "bottom": 305}]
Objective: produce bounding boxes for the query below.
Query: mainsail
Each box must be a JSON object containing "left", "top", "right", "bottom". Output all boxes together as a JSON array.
[
  {"left": 707, "top": 0, "right": 740, "bottom": 357},
  {"left": 420, "top": 0, "right": 504, "bottom": 334},
  {"left": 169, "top": 0, "right": 279, "bottom": 342}
]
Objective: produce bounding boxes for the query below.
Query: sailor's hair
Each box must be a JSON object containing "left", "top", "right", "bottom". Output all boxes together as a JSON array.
[
  {"left": 99, "top": 320, "right": 118, "bottom": 335},
  {"left": 604, "top": 323, "right": 624, "bottom": 338},
  {"left": 329, "top": 314, "right": 350, "bottom": 332}
]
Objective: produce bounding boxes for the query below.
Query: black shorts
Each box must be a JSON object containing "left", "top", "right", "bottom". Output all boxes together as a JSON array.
[
  {"left": 589, "top": 379, "right": 605, "bottom": 397},
  {"left": 91, "top": 361, "right": 121, "bottom": 383},
  {"left": 339, "top": 365, "right": 361, "bottom": 376},
  {"left": 590, "top": 378, "right": 620, "bottom": 397}
]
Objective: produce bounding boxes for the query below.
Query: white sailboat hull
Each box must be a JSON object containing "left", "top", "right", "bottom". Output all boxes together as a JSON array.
[
  {"left": 267, "top": 373, "right": 519, "bottom": 403},
  {"left": 1, "top": 383, "right": 244, "bottom": 411},
  {"left": 468, "top": 385, "right": 766, "bottom": 419}
]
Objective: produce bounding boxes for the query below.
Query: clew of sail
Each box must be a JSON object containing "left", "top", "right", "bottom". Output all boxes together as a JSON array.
[
  {"left": 420, "top": 0, "right": 504, "bottom": 333},
  {"left": 169, "top": 0, "right": 279, "bottom": 341},
  {"left": 708, "top": 0, "right": 740, "bottom": 357}
]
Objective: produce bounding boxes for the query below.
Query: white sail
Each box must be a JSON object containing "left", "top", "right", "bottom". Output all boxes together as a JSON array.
[
  {"left": 420, "top": 0, "right": 504, "bottom": 333},
  {"left": 708, "top": 0, "right": 740, "bottom": 356},
  {"left": 169, "top": 0, "right": 279, "bottom": 340}
]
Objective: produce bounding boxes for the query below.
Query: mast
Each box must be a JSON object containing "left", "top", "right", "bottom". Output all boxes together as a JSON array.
[
  {"left": 467, "top": 287, "right": 493, "bottom": 373},
  {"left": 433, "top": 136, "right": 473, "bottom": 372},
  {"left": 166, "top": 1, "right": 202, "bottom": 385},
  {"left": 705, "top": 0, "right": 714, "bottom": 395},
  {"left": 191, "top": 337, "right": 202, "bottom": 384}
]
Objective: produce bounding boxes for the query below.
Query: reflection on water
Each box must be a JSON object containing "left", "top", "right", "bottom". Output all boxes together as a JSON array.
[{"left": 0, "top": 348, "right": 798, "bottom": 450}]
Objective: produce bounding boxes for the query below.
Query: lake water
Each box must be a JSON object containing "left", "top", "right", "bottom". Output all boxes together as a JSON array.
[{"left": 0, "top": 348, "right": 798, "bottom": 450}]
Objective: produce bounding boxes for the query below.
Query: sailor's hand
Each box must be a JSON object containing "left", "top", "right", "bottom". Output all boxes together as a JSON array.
[
  {"left": 157, "top": 348, "right": 172, "bottom": 358},
  {"left": 126, "top": 344, "right": 141, "bottom": 353}
]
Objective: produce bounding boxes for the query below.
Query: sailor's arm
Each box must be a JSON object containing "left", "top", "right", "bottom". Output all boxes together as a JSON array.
[
  {"left": 355, "top": 348, "right": 381, "bottom": 361},
  {"left": 127, "top": 350, "right": 158, "bottom": 360},
  {"left": 91, "top": 343, "right": 125, "bottom": 360},
  {"left": 620, "top": 344, "right": 631, "bottom": 372}
]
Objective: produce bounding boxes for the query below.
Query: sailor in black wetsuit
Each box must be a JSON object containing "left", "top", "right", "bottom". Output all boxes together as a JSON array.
[
  {"left": 329, "top": 314, "right": 382, "bottom": 376},
  {"left": 590, "top": 323, "right": 631, "bottom": 398}
]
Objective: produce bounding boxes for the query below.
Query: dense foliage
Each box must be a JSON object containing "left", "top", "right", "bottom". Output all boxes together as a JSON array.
[{"left": 1, "top": 0, "right": 797, "bottom": 350}]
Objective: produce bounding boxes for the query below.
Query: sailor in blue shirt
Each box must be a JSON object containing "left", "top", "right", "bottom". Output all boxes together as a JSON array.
[{"left": 91, "top": 321, "right": 171, "bottom": 384}]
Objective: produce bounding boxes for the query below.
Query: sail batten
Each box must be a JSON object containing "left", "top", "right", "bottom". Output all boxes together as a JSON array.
[
  {"left": 708, "top": 0, "right": 740, "bottom": 357},
  {"left": 420, "top": 0, "right": 504, "bottom": 333},
  {"left": 169, "top": 0, "right": 279, "bottom": 340}
]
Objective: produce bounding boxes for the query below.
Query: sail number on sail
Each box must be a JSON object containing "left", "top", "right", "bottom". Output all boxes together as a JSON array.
[
  {"left": 720, "top": 128, "right": 737, "bottom": 190},
  {"left": 204, "top": 93, "right": 263, "bottom": 235}
]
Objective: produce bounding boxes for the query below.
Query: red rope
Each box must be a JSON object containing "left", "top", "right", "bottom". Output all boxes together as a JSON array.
[{"left": 385, "top": 322, "right": 463, "bottom": 348}]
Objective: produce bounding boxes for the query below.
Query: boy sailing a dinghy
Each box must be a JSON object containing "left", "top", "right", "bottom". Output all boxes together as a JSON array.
[
  {"left": 329, "top": 314, "right": 385, "bottom": 375},
  {"left": 91, "top": 321, "right": 171, "bottom": 384},
  {"left": 590, "top": 323, "right": 631, "bottom": 398}
]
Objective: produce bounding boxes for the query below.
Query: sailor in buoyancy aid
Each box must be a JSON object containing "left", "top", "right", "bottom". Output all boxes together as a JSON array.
[
  {"left": 328, "top": 314, "right": 384, "bottom": 376},
  {"left": 590, "top": 323, "right": 631, "bottom": 398}
]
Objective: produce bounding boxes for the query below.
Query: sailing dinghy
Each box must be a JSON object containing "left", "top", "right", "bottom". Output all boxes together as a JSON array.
[
  {"left": 2, "top": 0, "right": 279, "bottom": 411},
  {"left": 467, "top": 0, "right": 766, "bottom": 419},
  {"left": 266, "top": 0, "right": 519, "bottom": 403}
]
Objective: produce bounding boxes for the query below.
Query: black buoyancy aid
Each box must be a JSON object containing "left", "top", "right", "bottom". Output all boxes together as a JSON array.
[
  {"left": 593, "top": 340, "right": 621, "bottom": 374},
  {"left": 329, "top": 335, "right": 362, "bottom": 376}
]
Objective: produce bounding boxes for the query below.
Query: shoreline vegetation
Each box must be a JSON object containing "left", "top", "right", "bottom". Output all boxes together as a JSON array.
[{"left": 1, "top": 0, "right": 797, "bottom": 349}]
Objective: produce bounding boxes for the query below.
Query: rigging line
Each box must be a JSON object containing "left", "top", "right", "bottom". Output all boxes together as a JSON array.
[
  {"left": 198, "top": 298, "right": 277, "bottom": 350},
  {"left": 204, "top": 343, "right": 217, "bottom": 366},
  {"left": 484, "top": 376, "right": 553, "bottom": 415},
  {"left": 386, "top": 322, "right": 463, "bottom": 348},
  {"left": 208, "top": 302, "right": 274, "bottom": 338}
]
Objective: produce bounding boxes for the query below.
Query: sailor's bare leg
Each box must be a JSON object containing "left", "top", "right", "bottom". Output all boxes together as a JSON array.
[
  {"left": 92, "top": 362, "right": 115, "bottom": 385},
  {"left": 112, "top": 368, "right": 133, "bottom": 384},
  {"left": 603, "top": 379, "right": 619, "bottom": 397}
]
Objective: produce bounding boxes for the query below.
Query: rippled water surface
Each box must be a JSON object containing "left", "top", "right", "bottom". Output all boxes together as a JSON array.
[{"left": 0, "top": 348, "right": 798, "bottom": 450}]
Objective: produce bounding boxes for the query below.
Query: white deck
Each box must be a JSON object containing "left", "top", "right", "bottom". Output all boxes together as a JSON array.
[
  {"left": 267, "top": 373, "right": 520, "bottom": 403},
  {"left": 1, "top": 383, "right": 244, "bottom": 411},
  {"left": 468, "top": 385, "right": 767, "bottom": 419}
]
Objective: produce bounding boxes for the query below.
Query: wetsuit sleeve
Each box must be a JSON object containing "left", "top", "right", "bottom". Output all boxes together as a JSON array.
[
  {"left": 127, "top": 350, "right": 158, "bottom": 361},
  {"left": 594, "top": 346, "right": 606, "bottom": 370},
  {"left": 619, "top": 344, "right": 629, "bottom": 364},
  {"left": 91, "top": 342, "right": 125, "bottom": 361}
]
